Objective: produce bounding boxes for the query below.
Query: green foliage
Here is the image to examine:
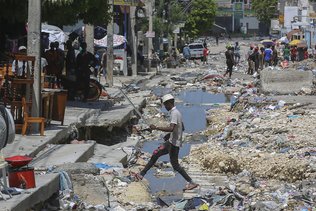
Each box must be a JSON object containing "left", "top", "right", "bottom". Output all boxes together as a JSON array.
[
  {"left": 153, "top": 0, "right": 186, "bottom": 36},
  {"left": 42, "top": 0, "right": 111, "bottom": 26},
  {"left": 184, "top": 0, "right": 217, "bottom": 37},
  {"left": 0, "top": 0, "right": 28, "bottom": 23},
  {"left": 0, "top": 0, "right": 111, "bottom": 26},
  {"left": 252, "top": 0, "right": 278, "bottom": 24}
]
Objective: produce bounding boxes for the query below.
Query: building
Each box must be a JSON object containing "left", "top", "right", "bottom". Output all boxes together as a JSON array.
[
  {"left": 215, "top": 0, "right": 266, "bottom": 34},
  {"left": 279, "top": 0, "right": 316, "bottom": 47}
]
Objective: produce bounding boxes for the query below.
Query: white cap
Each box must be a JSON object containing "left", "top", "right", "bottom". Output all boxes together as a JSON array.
[
  {"left": 162, "top": 94, "right": 174, "bottom": 103},
  {"left": 18, "top": 46, "right": 26, "bottom": 51}
]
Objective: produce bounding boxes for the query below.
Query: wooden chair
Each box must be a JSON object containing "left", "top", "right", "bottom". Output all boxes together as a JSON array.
[
  {"left": 2, "top": 54, "right": 35, "bottom": 132},
  {"left": 21, "top": 97, "right": 45, "bottom": 136}
]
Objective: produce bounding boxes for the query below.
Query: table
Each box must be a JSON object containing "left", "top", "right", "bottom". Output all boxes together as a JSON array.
[
  {"left": 41, "top": 92, "right": 54, "bottom": 125},
  {"left": 42, "top": 89, "right": 68, "bottom": 125}
]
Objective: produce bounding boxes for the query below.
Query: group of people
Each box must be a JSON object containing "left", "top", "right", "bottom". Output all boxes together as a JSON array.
[{"left": 224, "top": 40, "right": 316, "bottom": 79}]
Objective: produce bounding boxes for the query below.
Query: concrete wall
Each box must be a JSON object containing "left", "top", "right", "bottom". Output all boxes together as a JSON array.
[
  {"left": 240, "top": 17, "right": 259, "bottom": 30},
  {"left": 261, "top": 69, "right": 313, "bottom": 94}
]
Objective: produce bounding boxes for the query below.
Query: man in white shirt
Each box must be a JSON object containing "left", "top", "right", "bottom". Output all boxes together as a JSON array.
[
  {"left": 134, "top": 94, "right": 199, "bottom": 191},
  {"left": 12, "top": 46, "right": 27, "bottom": 76}
]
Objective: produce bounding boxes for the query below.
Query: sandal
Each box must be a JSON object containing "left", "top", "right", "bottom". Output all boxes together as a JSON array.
[{"left": 183, "top": 182, "right": 199, "bottom": 191}]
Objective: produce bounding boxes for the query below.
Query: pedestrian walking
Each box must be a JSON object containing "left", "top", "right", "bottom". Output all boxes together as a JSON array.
[
  {"left": 224, "top": 45, "right": 235, "bottom": 78},
  {"left": 76, "top": 42, "right": 96, "bottom": 102},
  {"left": 264, "top": 45, "right": 273, "bottom": 67},
  {"left": 215, "top": 34, "right": 219, "bottom": 46},
  {"left": 134, "top": 94, "right": 199, "bottom": 191}
]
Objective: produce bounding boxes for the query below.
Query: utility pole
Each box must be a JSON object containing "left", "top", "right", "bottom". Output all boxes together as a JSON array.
[
  {"left": 147, "top": 0, "right": 153, "bottom": 72},
  {"left": 107, "top": 0, "right": 114, "bottom": 86},
  {"left": 27, "top": 0, "right": 41, "bottom": 121},
  {"left": 130, "top": 6, "right": 138, "bottom": 76},
  {"left": 85, "top": 24, "right": 94, "bottom": 54}
]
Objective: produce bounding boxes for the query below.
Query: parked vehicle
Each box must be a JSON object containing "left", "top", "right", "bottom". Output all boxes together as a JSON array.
[{"left": 188, "top": 43, "right": 204, "bottom": 59}]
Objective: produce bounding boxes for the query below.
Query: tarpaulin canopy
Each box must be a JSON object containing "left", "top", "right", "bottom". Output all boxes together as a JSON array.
[
  {"left": 42, "top": 24, "right": 67, "bottom": 50},
  {"left": 94, "top": 35, "right": 127, "bottom": 48}
]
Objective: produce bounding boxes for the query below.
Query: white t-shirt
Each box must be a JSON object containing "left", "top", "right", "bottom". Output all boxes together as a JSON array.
[
  {"left": 12, "top": 60, "right": 28, "bottom": 76},
  {"left": 169, "top": 106, "right": 183, "bottom": 147}
]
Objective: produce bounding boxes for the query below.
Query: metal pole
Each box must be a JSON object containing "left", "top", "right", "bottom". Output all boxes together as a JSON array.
[
  {"left": 118, "top": 87, "right": 149, "bottom": 125},
  {"left": 130, "top": 6, "right": 138, "bottom": 76},
  {"left": 124, "top": 6, "right": 127, "bottom": 50},
  {"left": 148, "top": 0, "right": 153, "bottom": 72},
  {"left": 27, "top": 0, "right": 41, "bottom": 122},
  {"left": 107, "top": 0, "right": 114, "bottom": 87}
]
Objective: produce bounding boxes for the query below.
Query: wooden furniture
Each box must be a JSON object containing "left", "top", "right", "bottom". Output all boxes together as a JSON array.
[
  {"left": 2, "top": 54, "right": 35, "bottom": 132},
  {"left": 41, "top": 91, "right": 54, "bottom": 125},
  {"left": 21, "top": 97, "right": 45, "bottom": 136}
]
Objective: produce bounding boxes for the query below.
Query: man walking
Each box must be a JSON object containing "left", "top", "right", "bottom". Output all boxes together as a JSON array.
[
  {"left": 224, "top": 45, "right": 235, "bottom": 78},
  {"left": 135, "top": 94, "right": 199, "bottom": 191}
]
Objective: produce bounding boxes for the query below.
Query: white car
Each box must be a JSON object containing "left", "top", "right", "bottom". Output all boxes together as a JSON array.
[{"left": 188, "top": 43, "right": 204, "bottom": 59}]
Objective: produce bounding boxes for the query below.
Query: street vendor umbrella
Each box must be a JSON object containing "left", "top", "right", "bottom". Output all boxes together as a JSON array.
[
  {"left": 260, "top": 39, "right": 274, "bottom": 46},
  {"left": 297, "top": 40, "right": 307, "bottom": 48},
  {"left": 278, "top": 36, "right": 289, "bottom": 44},
  {"left": 289, "top": 39, "right": 301, "bottom": 46},
  {"left": 94, "top": 35, "right": 127, "bottom": 48}
]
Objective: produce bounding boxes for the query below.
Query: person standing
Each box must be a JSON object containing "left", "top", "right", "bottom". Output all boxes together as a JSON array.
[
  {"left": 203, "top": 45, "right": 208, "bottom": 65},
  {"left": 12, "top": 46, "right": 27, "bottom": 77},
  {"left": 224, "top": 45, "right": 235, "bottom": 78},
  {"left": 264, "top": 45, "right": 273, "bottom": 67},
  {"left": 183, "top": 44, "right": 191, "bottom": 62},
  {"left": 234, "top": 42, "right": 241, "bottom": 65},
  {"left": 253, "top": 47, "right": 260, "bottom": 73},
  {"left": 283, "top": 45, "right": 290, "bottom": 61},
  {"left": 45, "top": 42, "right": 59, "bottom": 77},
  {"left": 101, "top": 49, "right": 107, "bottom": 84},
  {"left": 259, "top": 47, "right": 265, "bottom": 70},
  {"left": 65, "top": 40, "right": 76, "bottom": 77},
  {"left": 215, "top": 34, "right": 219, "bottom": 46},
  {"left": 134, "top": 94, "right": 199, "bottom": 191},
  {"left": 290, "top": 46, "right": 297, "bottom": 62},
  {"left": 271, "top": 45, "right": 278, "bottom": 66},
  {"left": 246, "top": 46, "right": 254, "bottom": 73},
  {"left": 76, "top": 42, "right": 96, "bottom": 102},
  {"left": 54, "top": 41, "right": 65, "bottom": 87}
]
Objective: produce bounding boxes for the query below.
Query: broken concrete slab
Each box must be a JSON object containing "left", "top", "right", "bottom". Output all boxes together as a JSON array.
[
  {"left": 31, "top": 142, "right": 95, "bottom": 169},
  {"left": 261, "top": 70, "right": 313, "bottom": 94},
  {"left": 88, "top": 137, "right": 139, "bottom": 167},
  {"left": 85, "top": 91, "right": 150, "bottom": 127},
  {"left": 54, "top": 162, "right": 100, "bottom": 175},
  {"left": 0, "top": 173, "right": 59, "bottom": 211}
]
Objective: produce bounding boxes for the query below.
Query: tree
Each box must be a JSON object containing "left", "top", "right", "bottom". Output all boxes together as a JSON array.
[
  {"left": 184, "top": 0, "right": 216, "bottom": 37},
  {"left": 0, "top": 0, "right": 111, "bottom": 27},
  {"left": 153, "top": 0, "right": 187, "bottom": 37},
  {"left": 252, "top": 0, "right": 278, "bottom": 24}
]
